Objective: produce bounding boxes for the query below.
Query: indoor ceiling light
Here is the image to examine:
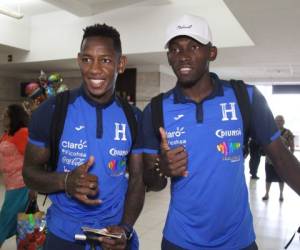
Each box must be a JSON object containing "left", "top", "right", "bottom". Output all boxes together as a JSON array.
[{"left": 0, "top": 5, "right": 24, "bottom": 19}]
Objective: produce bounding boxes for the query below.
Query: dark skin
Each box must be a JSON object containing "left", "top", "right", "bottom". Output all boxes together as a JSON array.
[
  {"left": 23, "top": 36, "right": 145, "bottom": 250},
  {"left": 144, "top": 36, "right": 217, "bottom": 190},
  {"left": 144, "top": 36, "right": 300, "bottom": 196}
]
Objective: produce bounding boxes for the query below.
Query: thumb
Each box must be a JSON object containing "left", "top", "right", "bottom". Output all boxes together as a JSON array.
[
  {"left": 159, "top": 127, "right": 170, "bottom": 151},
  {"left": 81, "top": 155, "right": 95, "bottom": 172}
]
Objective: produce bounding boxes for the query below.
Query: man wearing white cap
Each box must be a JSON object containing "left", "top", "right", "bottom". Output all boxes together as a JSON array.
[{"left": 142, "top": 14, "right": 300, "bottom": 249}]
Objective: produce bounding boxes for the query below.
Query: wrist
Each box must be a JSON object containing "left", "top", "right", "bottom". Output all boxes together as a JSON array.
[
  {"left": 64, "top": 172, "right": 72, "bottom": 198},
  {"left": 120, "top": 223, "right": 134, "bottom": 240}
]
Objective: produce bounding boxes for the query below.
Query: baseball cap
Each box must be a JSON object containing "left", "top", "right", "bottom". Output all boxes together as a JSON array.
[{"left": 164, "top": 14, "right": 212, "bottom": 49}]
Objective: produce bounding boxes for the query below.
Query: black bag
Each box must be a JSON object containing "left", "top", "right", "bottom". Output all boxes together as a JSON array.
[
  {"left": 25, "top": 198, "right": 39, "bottom": 214},
  {"left": 17, "top": 198, "right": 46, "bottom": 250}
]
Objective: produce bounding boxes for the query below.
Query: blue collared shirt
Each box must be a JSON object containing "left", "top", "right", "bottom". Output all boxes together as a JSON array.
[
  {"left": 29, "top": 87, "right": 143, "bottom": 242},
  {"left": 142, "top": 73, "right": 279, "bottom": 249}
]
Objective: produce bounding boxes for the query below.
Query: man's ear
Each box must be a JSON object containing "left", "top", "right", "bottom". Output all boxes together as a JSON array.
[
  {"left": 209, "top": 46, "right": 217, "bottom": 61},
  {"left": 117, "top": 55, "right": 127, "bottom": 74}
]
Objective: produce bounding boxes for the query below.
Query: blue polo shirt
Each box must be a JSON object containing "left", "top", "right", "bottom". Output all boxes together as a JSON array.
[
  {"left": 29, "top": 87, "right": 143, "bottom": 241},
  {"left": 142, "top": 73, "right": 280, "bottom": 249}
]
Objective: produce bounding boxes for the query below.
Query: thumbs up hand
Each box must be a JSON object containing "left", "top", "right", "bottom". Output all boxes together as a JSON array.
[
  {"left": 159, "top": 127, "right": 188, "bottom": 177},
  {"left": 64, "top": 156, "right": 101, "bottom": 205}
]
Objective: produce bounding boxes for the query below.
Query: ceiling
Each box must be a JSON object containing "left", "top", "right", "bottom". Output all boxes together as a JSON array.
[{"left": 0, "top": 0, "right": 300, "bottom": 83}]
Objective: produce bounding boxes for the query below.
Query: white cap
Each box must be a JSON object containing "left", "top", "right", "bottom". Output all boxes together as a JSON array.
[{"left": 164, "top": 14, "right": 212, "bottom": 48}]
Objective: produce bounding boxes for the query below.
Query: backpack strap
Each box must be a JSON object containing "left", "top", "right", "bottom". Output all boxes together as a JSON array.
[
  {"left": 230, "top": 80, "right": 251, "bottom": 148},
  {"left": 116, "top": 96, "right": 137, "bottom": 146},
  {"left": 48, "top": 90, "right": 70, "bottom": 171},
  {"left": 150, "top": 83, "right": 251, "bottom": 149},
  {"left": 150, "top": 93, "right": 164, "bottom": 139}
]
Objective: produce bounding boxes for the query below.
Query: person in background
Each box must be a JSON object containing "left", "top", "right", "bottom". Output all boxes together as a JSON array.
[
  {"left": 0, "top": 104, "right": 34, "bottom": 248},
  {"left": 142, "top": 14, "right": 300, "bottom": 250},
  {"left": 23, "top": 23, "right": 144, "bottom": 250},
  {"left": 262, "top": 115, "right": 294, "bottom": 201},
  {"left": 249, "top": 138, "right": 263, "bottom": 179}
]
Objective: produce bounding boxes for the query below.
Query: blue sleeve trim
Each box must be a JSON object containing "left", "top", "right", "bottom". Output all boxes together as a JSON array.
[
  {"left": 131, "top": 148, "right": 143, "bottom": 154},
  {"left": 271, "top": 130, "right": 281, "bottom": 141},
  {"left": 131, "top": 106, "right": 144, "bottom": 150},
  {"left": 142, "top": 103, "right": 160, "bottom": 150},
  {"left": 29, "top": 138, "right": 47, "bottom": 147},
  {"left": 29, "top": 97, "right": 55, "bottom": 144},
  {"left": 143, "top": 148, "right": 158, "bottom": 154},
  {"left": 249, "top": 87, "right": 278, "bottom": 145}
]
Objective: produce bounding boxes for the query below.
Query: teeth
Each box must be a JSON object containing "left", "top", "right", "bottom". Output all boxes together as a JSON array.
[
  {"left": 90, "top": 79, "right": 104, "bottom": 86},
  {"left": 179, "top": 67, "right": 191, "bottom": 73}
]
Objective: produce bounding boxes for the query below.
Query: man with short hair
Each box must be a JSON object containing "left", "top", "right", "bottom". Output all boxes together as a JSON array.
[
  {"left": 23, "top": 23, "right": 144, "bottom": 250},
  {"left": 142, "top": 14, "right": 300, "bottom": 249}
]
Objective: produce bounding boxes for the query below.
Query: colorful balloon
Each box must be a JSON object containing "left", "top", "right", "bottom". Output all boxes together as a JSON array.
[
  {"left": 48, "top": 73, "right": 62, "bottom": 84},
  {"left": 56, "top": 83, "right": 68, "bottom": 93}
]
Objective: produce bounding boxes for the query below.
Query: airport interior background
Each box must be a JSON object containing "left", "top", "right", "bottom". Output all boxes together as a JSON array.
[{"left": 1, "top": 0, "right": 300, "bottom": 249}]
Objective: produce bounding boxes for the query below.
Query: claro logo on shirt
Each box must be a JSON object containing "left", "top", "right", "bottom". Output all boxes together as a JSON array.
[
  {"left": 62, "top": 140, "right": 87, "bottom": 149},
  {"left": 166, "top": 127, "right": 187, "bottom": 147},
  {"left": 167, "top": 127, "right": 186, "bottom": 138}
]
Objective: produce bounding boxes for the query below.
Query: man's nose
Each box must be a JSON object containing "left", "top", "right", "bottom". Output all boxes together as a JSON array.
[
  {"left": 178, "top": 49, "right": 191, "bottom": 62},
  {"left": 90, "top": 60, "right": 103, "bottom": 74}
]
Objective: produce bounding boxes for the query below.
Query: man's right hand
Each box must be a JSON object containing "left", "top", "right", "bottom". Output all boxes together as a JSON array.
[
  {"left": 65, "top": 156, "right": 101, "bottom": 205},
  {"left": 159, "top": 127, "right": 188, "bottom": 177}
]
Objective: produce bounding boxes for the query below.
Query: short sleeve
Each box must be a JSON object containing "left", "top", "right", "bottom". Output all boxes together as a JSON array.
[
  {"left": 249, "top": 87, "right": 280, "bottom": 145},
  {"left": 29, "top": 97, "right": 56, "bottom": 148},
  {"left": 130, "top": 106, "right": 143, "bottom": 154},
  {"left": 142, "top": 103, "right": 160, "bottom": 154}
]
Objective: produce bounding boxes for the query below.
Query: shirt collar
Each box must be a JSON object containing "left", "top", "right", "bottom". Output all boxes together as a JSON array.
[
  {"left": 173, "top": 72, "right": 224, "bottom": 104},
  {"left": 80, "top": 85, "right": 116, "bottom": 108}
]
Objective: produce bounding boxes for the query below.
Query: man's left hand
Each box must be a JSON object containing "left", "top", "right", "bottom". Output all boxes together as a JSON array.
[{"left": 98, "top": 225, "right": 127, "bottom": 250}]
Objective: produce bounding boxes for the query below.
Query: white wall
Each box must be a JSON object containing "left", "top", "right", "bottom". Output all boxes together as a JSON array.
[
  {"left": 257, "top": 85, "right": 300, "bottom": 137},
  {"left": 5, "top": 0, "right": 253, "bottom": 64},
  {"left": 0, "top": 15, "right": 30, "bottom": 51}
]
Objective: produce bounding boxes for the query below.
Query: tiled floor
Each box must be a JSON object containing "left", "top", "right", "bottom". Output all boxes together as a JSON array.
[{"left": 1, "top": 154, "right": 300, "bottom": 250}]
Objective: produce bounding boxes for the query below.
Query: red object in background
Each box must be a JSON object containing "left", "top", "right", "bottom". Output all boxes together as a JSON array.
[
  {"left": 25, "top": 82, "right": 40, "bottom": 97},
  {"left": 17, "top": 229, "right": 46, "bottom": 250}
]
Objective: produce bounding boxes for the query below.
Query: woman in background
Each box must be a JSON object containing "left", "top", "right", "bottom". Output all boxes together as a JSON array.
[
  {"left": 0, "top": 104, "right": 32, "bottom": 247},
  {"left": 262, "top": 115, "right": 294, "bottom": 202}
]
